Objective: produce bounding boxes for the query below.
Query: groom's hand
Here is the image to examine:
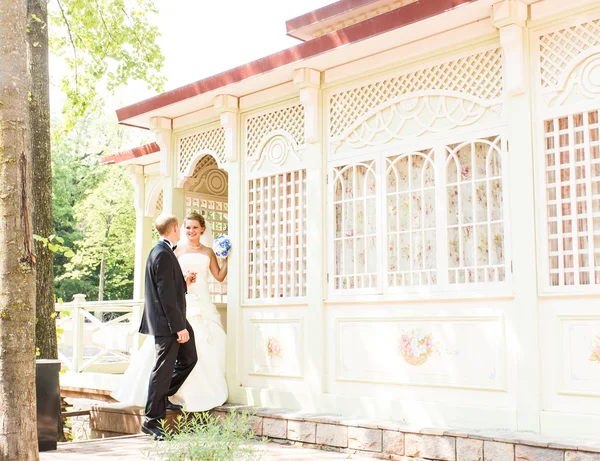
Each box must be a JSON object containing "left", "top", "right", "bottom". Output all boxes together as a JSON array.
[{"left": 177, "top": 329, "right": 190, "bottom": 343}]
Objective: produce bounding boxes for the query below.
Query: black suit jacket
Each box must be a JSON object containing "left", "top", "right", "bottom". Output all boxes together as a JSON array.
[{"left": 139, "top": 240, "right": 187, "bottom": 336}]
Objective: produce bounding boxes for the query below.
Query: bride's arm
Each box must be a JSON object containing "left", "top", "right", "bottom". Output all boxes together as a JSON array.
[{"left": 208, "top": 249, "right": 228, "bottom": 282}]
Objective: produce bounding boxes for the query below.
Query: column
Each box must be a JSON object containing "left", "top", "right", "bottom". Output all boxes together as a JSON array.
[
  {"left": 215, "top": 95, "right": 242, "bottom": 400},
  {"left": 493, "top": 0, "right": 540, "bottom": 432},
  {"left": 150, "top": 116, "right": 184, "bottom": 218},
  {"left": 127, "top": 165, "right": 153, "bottom": 301},
  {"left": 294, "top": 68, "right": 325, "bottom": 394}
]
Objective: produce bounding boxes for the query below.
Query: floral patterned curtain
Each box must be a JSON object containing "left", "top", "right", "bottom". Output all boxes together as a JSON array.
[
  {"left": 333, "top": 161, "right": 378, "bottom": 290},
  {"left": 386, "top": 150, "right": 436, "bottom": 287},
  {"left": 446, "top": 136, "right": 505, "bottom": 284}
]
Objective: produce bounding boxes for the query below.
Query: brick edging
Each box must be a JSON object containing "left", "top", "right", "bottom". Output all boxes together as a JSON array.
[{"left": 210, "top": 405, "right": 600, "bottom": 460}]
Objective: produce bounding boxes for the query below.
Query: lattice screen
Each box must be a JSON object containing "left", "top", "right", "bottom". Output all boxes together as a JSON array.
[
  {"left": 155, "top": 191, "right": 163, "bottom": 216},
  {"left": 332, "top": 160, "right": 378, "bottom": 290},
  {"left": 185, "top": 195, "right": 228, "bottom": 237},
  {"left": 386, "top": 150, "right": 436, "bottom": 287},
  {"left": 246, "top": 105, "right": 305, "bottom": 157},
  {"left": 247, "top": 170, "right": 307, "bottom": 299},
  {"left": 543, "top": 111, "right": 600, "bottom": 287},
  {"left": 539, "top": 19, "right": 600, "bottom": 88},
  {"left": 179, "top": 127, "right": 226, "bottom": 176},
  {"left": 446, "top": 136, "right": 505, "bottom": 284},
  {"left": 329, "top": 48, "right": 503, "bottom": 137}
]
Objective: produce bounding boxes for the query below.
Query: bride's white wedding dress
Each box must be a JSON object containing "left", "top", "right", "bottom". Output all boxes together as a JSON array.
[{"left": 112, "top": 252, "right": 228, "bottom": 411}]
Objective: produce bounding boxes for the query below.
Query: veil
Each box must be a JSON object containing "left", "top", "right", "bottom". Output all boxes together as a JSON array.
[{"left": 179, "top": 219, "right": 214, "bottom": 249}]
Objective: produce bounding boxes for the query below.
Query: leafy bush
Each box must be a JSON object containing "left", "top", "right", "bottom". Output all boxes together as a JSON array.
[{"left": 143, "top": 410, "right": 264, "bottom": 461}]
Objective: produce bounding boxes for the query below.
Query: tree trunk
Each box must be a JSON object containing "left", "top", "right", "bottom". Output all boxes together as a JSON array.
[
  {"left": 98, "top": 253, "right": 105, "bottom": 301},
  {"left": 28, "top": 0, "right": 66, "bottom": 441},
  {"left": 28, "top": 0, "right": 56, "bottom": 361},
  {"left": 0, "top": 1, "right": 40, "bottom": 459},
  {"left": 98, "top": 216, "right": 112, "bottom": 302}
]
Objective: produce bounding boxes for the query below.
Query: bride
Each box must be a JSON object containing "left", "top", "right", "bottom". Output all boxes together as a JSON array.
[{"left": 112, "top": 212, "right": 228, "bottom": 411}]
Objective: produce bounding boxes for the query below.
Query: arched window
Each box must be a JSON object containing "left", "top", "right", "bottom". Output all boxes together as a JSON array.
[
  {"left": 332, "top": 160, "right": 379, "bottom": 292},
  {"left": 385, "top": 150, "right": 436, "bottom": 287}
]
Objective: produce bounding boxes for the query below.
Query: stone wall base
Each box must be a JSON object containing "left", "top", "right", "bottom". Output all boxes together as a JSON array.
[{"left": 89, "top": 403, "right": 600, "bottom": 460}]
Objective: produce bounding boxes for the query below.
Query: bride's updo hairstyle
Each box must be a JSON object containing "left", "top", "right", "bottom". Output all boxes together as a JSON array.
[{"left": 184, "top": 211, "right": 206, "bottom": 230}]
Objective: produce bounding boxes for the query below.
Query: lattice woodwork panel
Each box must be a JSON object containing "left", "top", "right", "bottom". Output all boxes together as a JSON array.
[
  {"left": 179, "top": 127, "right": 226, "bottom": 175},
  {"left": 544, "top": 111, "right": 600, "bottom": 288},
  {"left": 155, "top": 191, "right": 163, "bottom": 216},
  {"left": 386, "top": 150, "right": 436, "bottom": 287},
  {"left": 539, "top": 19, "right": 600, "bottom": 88},
  {"left": 446, "top": 136, "right": 506, "bottom": 284},
  {"left": 247, "top": 170, "right": 307, "bottom": 299},
  {"left": 185, "top": 195, "right": 229, "bottom": 237},
  {"left": 185, "top": 194, "right": 229, "bottom": 304},
  {"left": 246, "top": 105, "right": 305, "bottom": 157},
  {"left": 329, "top": 48, "right": 503, "bottom": 137},
  {"left": 332, "top": 160, "right": 378, "bottom": 290}
]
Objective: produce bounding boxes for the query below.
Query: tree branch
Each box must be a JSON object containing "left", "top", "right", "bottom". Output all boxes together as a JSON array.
[
  {"left": 55, "top": 0, "right": 78, "bottom": 87},
  {"left": 119, "top": 6, "right": 144, "bottom": 48},
  {"left": 93, "top": 0, "right": 117, "bottom": 45}
]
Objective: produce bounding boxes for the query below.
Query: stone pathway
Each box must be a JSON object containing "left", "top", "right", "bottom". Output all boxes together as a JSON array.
[{"left": 39, "top": 435, "right": 375, "bottom": 460}]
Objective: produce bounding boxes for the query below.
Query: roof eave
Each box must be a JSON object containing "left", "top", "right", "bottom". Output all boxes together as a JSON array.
[{"left": 116, "top": 0, "right": 480, "bottom": 128}]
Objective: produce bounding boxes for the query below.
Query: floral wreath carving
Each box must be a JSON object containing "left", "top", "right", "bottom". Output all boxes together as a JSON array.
[
  {"left": 590, "top": 336, "right": 600, "bottom": 364},
  {"left": 266, "top": 337, "right": 282, "bottom": 359},
  {"left": 397, "top": 329, "right": 436, "bottom": 366}
]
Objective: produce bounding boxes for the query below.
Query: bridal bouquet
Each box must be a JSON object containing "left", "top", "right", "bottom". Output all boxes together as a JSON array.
[{"left": 213, "top": 235, "right": 231, "bottom": 258}]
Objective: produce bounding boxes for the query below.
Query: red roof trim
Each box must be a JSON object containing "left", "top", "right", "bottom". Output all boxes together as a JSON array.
[
  {"left": 100, "top": 142, "right": 160, "bottom": 165},
  {"left": 116, "top": 0, "right": 477, "bottom": 123},
  {"left": 285, "top": 0, "right": 387, "bottom": 37}
]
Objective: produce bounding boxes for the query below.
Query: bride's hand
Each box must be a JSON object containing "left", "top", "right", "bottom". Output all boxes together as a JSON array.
[{"left": 184, "top": 270, "right": 197, "bottom": 286}]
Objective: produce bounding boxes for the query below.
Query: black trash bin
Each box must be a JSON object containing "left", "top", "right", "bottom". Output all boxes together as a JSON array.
[{"left": 36, "top": 359, "right": 61, "bottom": 451}]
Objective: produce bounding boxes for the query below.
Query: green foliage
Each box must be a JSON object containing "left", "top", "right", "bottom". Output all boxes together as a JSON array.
[
  {"left": 47, "top": 0, "right": 164, "bottom": 302},
  {"left": 52, "top": 110, "right": 146, "bottom": 301},
  {"left": 49, "top": 0, "right": 166, "bottom": 129},
  {"left": 58, "top": 166, "right": 136, "bottom": 300},
  {"left": 144, "top": 410, "right": 265, "bottom": 461}
]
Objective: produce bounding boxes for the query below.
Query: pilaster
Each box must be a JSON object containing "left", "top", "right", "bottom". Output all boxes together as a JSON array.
[
  {"left": 150, "top": 116, "right": 183, "bottom": 217},
  {"left": 215, "top": 95, "right": 243, "bottom": 400},
  {"left": 494, "top": 1, "right": 541, "bottom": 432},
  {"left": 293, "top": 68, "right": 321, "bottom": 144},
  {"left": 215, "top": 95, "right": 240, "bottom": 162},
  {"left": 294, "top": 68, "right": 325, "bottom": 395},
  {"left": 127, "top": 165, "right": 153, "bottom": 299},
  {"left": 493, "top": 0, "right": 528, "bottom": 96}
]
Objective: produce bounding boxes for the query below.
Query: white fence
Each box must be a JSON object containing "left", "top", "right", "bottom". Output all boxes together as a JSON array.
[{"left": 56, "top": 295, "right": 143, "bottom": 374}]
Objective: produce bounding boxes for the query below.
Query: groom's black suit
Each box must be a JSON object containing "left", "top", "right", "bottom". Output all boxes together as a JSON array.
[{"left": 140, "top": 239, "right": 197, "bottom": 428}]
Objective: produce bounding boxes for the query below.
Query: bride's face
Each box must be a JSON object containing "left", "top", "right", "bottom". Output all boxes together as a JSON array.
[{"left": 185, "top": 220, "right": 205, "bottom": 243}]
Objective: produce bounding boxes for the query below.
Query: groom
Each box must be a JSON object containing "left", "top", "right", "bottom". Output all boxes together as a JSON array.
[{"left": 139, "top": 214, "right": 198, "bottom": 439}]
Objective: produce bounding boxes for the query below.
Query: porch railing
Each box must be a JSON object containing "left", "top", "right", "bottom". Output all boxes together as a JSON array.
[{"left": 56, "top": 295, "right": 143, "bottom": 374}]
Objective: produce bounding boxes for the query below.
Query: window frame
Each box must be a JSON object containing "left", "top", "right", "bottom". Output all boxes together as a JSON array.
[
  {"left": 327, "top": 126, "right": 513, "bottom": 300},
  {"left": 537, "top": 100, "right": 600, "bottom": 295}
]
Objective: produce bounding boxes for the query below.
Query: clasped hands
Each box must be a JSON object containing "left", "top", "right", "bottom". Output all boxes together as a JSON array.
[
  {"left": 184, "top": 270, "right": 197, "bottom": 286},
  {"left": 177, "top": 270, "right": 197, "bottom": 344}
]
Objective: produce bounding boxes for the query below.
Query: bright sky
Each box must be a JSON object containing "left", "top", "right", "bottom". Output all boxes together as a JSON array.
[{"left": 112, "top": 0, "right": 331, "bottom": 108}]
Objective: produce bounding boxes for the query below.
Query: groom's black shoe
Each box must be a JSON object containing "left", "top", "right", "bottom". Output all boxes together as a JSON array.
[
  {"left": 141, "top": 423, "right": 166, "bottom": 441},
  {"left": 166, "top": 400, "right": 183, "bottom": 411}
]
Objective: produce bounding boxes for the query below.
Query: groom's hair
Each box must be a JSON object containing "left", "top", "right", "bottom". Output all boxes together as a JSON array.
[{"left": 155, "top": 214, "right": 179, "bottom": 236}]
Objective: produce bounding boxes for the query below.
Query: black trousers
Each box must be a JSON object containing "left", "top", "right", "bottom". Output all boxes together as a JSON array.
[{"left": 144, "top": 321, "right": 198, "bottom": 427}]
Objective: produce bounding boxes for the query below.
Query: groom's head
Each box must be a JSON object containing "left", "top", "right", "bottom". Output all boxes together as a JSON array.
[{"left": 155, "top": 214, "right": 180, "bottom": 244}]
